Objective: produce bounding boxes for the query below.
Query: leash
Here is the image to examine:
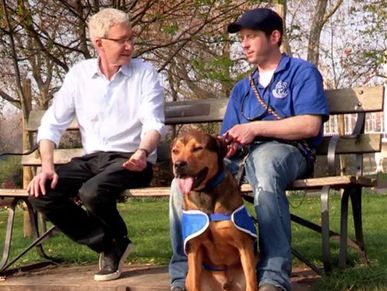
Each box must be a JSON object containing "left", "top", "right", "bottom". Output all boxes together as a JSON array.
[
  {"left": 248, "top": 73, "right": 311, "bottom": 207},
  {"left": 236, "top": 153, "right": 249, "bottom": 188},
  {"left": 248, "top": 73, "right": 316, "bottom": 165},
  {"left": 220, "top": 133, "right": 249, "bottom": 188}
]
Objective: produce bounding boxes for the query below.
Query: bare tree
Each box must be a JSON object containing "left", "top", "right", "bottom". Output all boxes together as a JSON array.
[{"left": 1, "top": 0, "right": 384, "bottom": 117}]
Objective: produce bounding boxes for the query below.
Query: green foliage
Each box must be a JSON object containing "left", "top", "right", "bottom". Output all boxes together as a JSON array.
[
  {"left": 198, "top": 56, "right": 234, "bottom": 82},
  {"left": 0, "top": 156, "right": 22, "bottom": 187},
  {"left": 162, "top": 23, "right": 179, "bottom": 35},
  {"left": 191, "top": 54, "right": 235, "bottom": 90}
]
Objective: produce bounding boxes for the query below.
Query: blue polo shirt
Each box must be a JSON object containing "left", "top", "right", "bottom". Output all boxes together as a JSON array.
[{"left": 220, "top": 54, "right": 329, "bottom": 151}]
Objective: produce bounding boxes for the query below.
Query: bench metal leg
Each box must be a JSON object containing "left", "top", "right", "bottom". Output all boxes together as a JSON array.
[
  {"left": 339, "top": 188, "right": 350, "bottom": 268},
  {"left": 291, "top": 248, "right": 323, "bottom": 275},
  {"left": 350, "top": 187, "right": 368, "bottom": 264},
  {"left": 339, "top": 186, "right": 369, "bottom": 268},
  {"left": 1, "top": 225, "right": 58, "bottom": 275},
  {"left": 0, "top": 198, "right": 59, "bottom": 275},
  {"left": 24, "top": 199, "right": 55, "bottom": 260},
  {"left": 0, "top": 198, "right": 18, "bottom": 272},
  {"left": 320, "top": 185, "right": 332, "bottom": 273}
]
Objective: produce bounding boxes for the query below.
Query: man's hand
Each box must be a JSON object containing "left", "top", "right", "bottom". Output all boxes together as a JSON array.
[
  {"left": 223, "top": 132, "right": 244, "bottom": 158},
  {"left": 225, "top": 123, "right": 257, "bottom": 145},
  {"left": 27, "top": 170, "right": 58, "bottom": 198},
  {"left": 122, "top": 150, "right": 147, "bottom": 171}
]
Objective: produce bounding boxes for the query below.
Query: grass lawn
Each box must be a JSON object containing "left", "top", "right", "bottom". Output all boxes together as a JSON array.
[{"left": 1, "top": 191, "right": 387, "bottom": 290}]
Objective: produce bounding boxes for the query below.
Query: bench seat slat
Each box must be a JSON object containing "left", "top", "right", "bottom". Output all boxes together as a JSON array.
[
  {"left": 0, "top": 189, "right": 29, "bottom": 197},
  {"left": 1, "top": 174, "right": 375, "bottom": 199},
  {"left": 123, "top": 175, "right": 377, "bottom": 197}
]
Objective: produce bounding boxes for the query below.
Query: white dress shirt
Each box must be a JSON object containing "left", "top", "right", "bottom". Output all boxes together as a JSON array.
[{"left": 37, "top": 58, "right": 166, "bottom": 164}]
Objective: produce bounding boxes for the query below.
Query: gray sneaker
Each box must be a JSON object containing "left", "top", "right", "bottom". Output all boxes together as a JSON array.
[
  {"left": 170, "top": 286, "right": 186, "bottom": 291},
  {"left": 94, "top": 238, "right": 133, "bottom": 281}
]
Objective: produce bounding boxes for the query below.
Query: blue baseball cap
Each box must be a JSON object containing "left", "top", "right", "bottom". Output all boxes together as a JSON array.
[{"left": 227, "top": 8, "right": 283, "bottom": 34}]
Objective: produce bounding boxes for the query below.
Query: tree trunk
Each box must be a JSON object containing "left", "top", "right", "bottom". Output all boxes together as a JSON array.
[
  {"left": 307, "top": 0, "right": 328, "bottom": 65},
  {"left": 21, "top": 79, "right": 34, "bottom": 238},
  {"left": 274, "top": 1, "right": 291, "bottom": 55}
]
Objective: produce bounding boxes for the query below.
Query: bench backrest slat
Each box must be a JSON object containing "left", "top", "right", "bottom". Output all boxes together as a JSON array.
[
  {"left": 325, "top": 86, "right": 384, "bottom": 114},
  {"left": 22, "top": 85, "right": 384, "bottom": 178},
  {"left": 25, "top": 86, "right": 385, "bottom": 132}
]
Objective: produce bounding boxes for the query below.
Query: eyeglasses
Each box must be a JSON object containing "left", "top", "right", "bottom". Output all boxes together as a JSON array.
[{"left": 102, "top": 35, "right": 135, "bottom": 46}]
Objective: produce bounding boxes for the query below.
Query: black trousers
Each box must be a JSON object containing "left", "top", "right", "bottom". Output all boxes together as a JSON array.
[{"left": 28, "top": 152, "right": 153, "bottom": 253}]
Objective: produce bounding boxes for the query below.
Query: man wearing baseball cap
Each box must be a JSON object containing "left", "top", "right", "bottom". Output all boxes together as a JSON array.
[{"left": 168, "top": 7, "right": 329, "bottom": 291}]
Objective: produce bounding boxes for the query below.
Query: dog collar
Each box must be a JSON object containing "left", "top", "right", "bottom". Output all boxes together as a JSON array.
[{"left": 201, "top": 170, "right": 226, "bottom": 192}]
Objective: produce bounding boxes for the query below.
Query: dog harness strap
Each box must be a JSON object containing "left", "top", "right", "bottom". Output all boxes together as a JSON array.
[
  {"left": 209, "top": 213, "right": 231, "bottom": 221},
  {"left": 182, "top": 206, "right": 257, "bottom": 255},
  {"left": 232, "top": 205, "right": 257, "bottom": 238},
  {"left": 202, "top": 263, "right": 227, "bottom": 272},
  {"left": 182, "top": 210, "right": 209, "bottom": 255}
]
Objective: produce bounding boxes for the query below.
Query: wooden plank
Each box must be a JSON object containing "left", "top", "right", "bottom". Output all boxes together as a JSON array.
[
  {"left": 26, "top": 110, "right": 79, "bottom": 132},
  {"left": 21, "top": 148, "right": 84, "bottom": 166},
  {"left": 120, "top": 175, "right": 377, "bottom": 197},
  {"left": 0, "top": 189, "right": 29, "bottom": 197},
  {"left": 123, "top": 188, "right": 170, "bottom": 197},
  {"left": 26, "top": 99, "right": 228, "bottom": 131},
  {"left": 26, "top": 86, "right": 384, "bottom": 132},
  {"left": 0, "top": 174, "right": 376, "bottom": 199},
  {"left": 165, "top": 98, "right": 228, "bottom": 124},
  {"left": 241, "top": 175, "right": 377, "bottom": 193},
  {"left": 325, "top": 86, "right": 384, "bottom": 114},
  {"left": 289, "top": 175, "right": 377, "bottom": 190},
  {"left": 316, "top": 133, "right": 382, "bottom": 155}
]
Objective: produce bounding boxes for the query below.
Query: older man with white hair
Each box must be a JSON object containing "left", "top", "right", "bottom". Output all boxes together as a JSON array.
[{"left": 28, "top": 8, "right": 165, "bottom": 281}]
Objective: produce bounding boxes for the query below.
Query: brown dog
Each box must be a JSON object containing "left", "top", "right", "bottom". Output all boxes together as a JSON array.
[{"left": 171, "top": 129, "right": 258, "bottom": 291}]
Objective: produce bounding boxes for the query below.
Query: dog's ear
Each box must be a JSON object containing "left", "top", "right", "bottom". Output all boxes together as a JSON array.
[{"left": 215, "top": 136, "right": 228, "bottom": 160}]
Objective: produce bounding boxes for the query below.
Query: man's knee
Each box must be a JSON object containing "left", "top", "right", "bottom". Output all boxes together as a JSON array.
[
  {"left": 28, "top": 185, "right": 57, "bottom": 212},
  {"left": 170, "top": 179, "right": 183, "bottom": 206},
  {"left": 28, "top": 195, "right": 44, "bottom": 211},
  {"left": 78, "top": 182, "right": 102, "bottom": 207}
]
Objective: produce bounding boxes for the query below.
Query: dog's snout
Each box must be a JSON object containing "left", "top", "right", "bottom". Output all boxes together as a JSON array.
[{"left": 174, "top": 160, "right": 188, "bottom": 171}]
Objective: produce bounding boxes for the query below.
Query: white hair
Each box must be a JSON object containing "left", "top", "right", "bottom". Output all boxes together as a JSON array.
[{"left": 88, "top": 8, "right": 130, "bottom": 42}]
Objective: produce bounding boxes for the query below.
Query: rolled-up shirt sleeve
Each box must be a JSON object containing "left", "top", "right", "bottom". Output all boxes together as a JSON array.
[
  {"left": 37, "top": 72, "right": 76, "bottom": 147},
  {"left": 139, "top": 66, "right": 166, "bottom": 139}
]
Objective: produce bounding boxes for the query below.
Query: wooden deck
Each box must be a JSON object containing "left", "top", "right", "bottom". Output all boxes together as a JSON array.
[{"left": 0, "top": 264, "right": 319, "bottom": 290}]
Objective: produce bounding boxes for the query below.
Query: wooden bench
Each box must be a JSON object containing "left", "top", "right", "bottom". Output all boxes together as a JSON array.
[{"left": 0, "top": 85, "right": 384, "bottom": 275}]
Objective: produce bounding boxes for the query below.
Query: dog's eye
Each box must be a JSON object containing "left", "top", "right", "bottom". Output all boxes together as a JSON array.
[
  {"left": 172, "top": 148, "right": 180, "bottom": 155},
  {"left": 192, "top": 146, "right": 204, "bottom": 152}
]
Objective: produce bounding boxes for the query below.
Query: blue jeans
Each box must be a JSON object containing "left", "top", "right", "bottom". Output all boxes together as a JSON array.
[{"left": 169, "top": 141, "right": 308, "bottom": 290}]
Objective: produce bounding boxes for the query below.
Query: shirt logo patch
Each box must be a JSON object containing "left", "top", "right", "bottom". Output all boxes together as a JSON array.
[{"left": 272, "top": 81, "right": 289, "bottom": 99}]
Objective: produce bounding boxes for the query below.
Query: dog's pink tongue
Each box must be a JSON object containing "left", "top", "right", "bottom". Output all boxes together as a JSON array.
[{"left": 176, "top": 177, "right": 194, "bottom": 194}]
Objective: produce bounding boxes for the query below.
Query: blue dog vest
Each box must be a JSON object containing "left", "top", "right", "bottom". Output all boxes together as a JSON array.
[{"left": 182, "top": 205, "right": 257, "bottom": 255}]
